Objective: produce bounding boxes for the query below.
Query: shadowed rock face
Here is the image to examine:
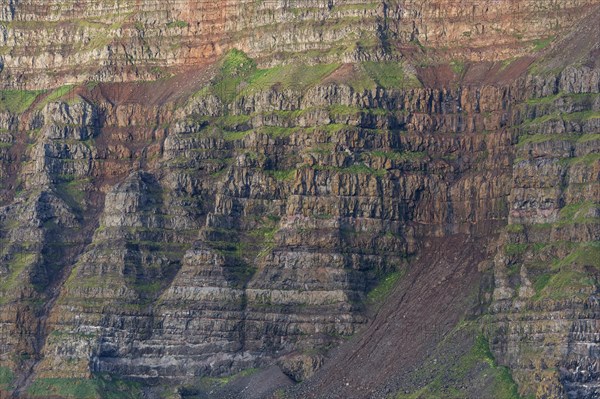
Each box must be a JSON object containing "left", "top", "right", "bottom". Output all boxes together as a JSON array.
[{"left": 0, "top": 2, "right": 599, "bottom": 399}]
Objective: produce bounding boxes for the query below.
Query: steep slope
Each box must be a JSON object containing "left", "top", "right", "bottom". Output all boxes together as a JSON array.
[
  {"left": 0, "top": 2, "right": 598, "bottom": 399},
  {"left": 1, "top": 0, "right": 599, "bottom": 88},
  {"left": 289, "top": 235, "right": 492, "bottom": 399}
]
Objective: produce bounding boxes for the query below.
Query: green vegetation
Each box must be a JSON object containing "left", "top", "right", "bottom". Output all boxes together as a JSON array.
[
  {"left": 28, "top": 378, "right": 99, "bottom": 399},
  {"left": 36, "top": 85, "right": 76, "bottom": 109},
  {"left": 519, "top": 110, "right": 600, "bottom": 131},
  {"left": 525, "top": 92, "right": 599, "bottom": 105},
  {"left": 210, "top": 49, "right": 258, "bottom": 103},
  {"left": 529, "top": 242, "right": 600, "bottom": 301},
  {"left": 532, "top": 36, "right": 555, "bottom": 52},
  {"left": 0, "top": 253, "right": 37, "bottom": 300},
  {"left": 0, "top": 367, "right": 14, "bottom": 391},
  {"left": 95, "top": 375, "right": 142, "bottom": 399},
  {"left": 560, "top": 153, "right": 600, "bottom": 166},
  {"left": 506, "top": 224, "right": 525, "bottom": 234},
  {"left": 577, "top": 133, "right": 600, "bottom": 143},
  {"left": 525, "top": 93, "right": 561, "bottom": 105},
  {"left": 56, "top": 178, "right": 89, "bottom": 211},
  {"left": 532, "top": 274, "right": 552, "bottom": 297},
  {"left": 553, "top": 241, "right": 600, "bottom": 270},
  {"left": 367, "top": 271, "right": 403, "bottom": 304},
  {"left": 449, "top": 59, "right": 466, "bottom": 75},
  {"left": 244, "top": 62, "right": 340, "bottom": 93},
  {"left": 312, "top": 163, "right": 387, "bottom": 177},
  {"left": 361, "top": 61, "right": 422, "bottom": 90},
  {"left": 166, "top": 20, "right": 188, "bottom": 29},
  {"left": 536, "top": 270, "right": 595, "bottom": 301},
  {"left": 516, "top": 133, "right": 577, "bottom": 148},
  {"left": 265, "top": 169, "right": 295, "bottom": 181},
  {"left": 27, "top": 376, "right": 142, "bottom": 399},
  {"left": 195, "top": 49, "right": 422, "bottom": 106},
  {"left": 208, "top": 49, "right": 339, "bottom": 102},
  {"left": 395, "top": 323, "right": 522, "bottom": 399},
  {"left": 258, "top": 126, "right": 298, "bottom": 138},
  {"left": 505, "top": 243, "right": 528, "bottom": 256},
  {"left": 199, "top": 368, "right": 260, "bottom": 390},
  {"left": 558, "top": 201, "right": 598, "bottom": 224},
  {"left": 0, "top": 90, "right": 42, "bottom": 113}
]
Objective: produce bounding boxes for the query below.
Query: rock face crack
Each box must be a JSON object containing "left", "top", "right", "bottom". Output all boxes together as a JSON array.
[{"left": 0, "top": 2, "right": 598, "bottom": 399}]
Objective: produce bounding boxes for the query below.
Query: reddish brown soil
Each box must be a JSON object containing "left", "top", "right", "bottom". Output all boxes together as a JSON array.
[
  {"left": 289, "top": 234, "right": 491, "bottom": 399},
  {"left": 91, "top": 63, "right": 217, "bottom": 107},
  {"left": 321, "top": 64, "right": 358, "bottom": 86}
]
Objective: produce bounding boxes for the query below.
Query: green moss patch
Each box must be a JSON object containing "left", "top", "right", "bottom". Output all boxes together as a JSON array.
[
  {"left": 244, "top": 63, "right": 340, "bottom": 93},
  {"left": 0, "top": 252, "right": 37, "bottom": 302},
  {"left": 198, "top": 368, "right": 260, "bottom": 391},
  {"left": 558, "top": 201, "right": 598, "bottom": 224},
  {"left": 395, "top": 322, "right": 523, "bottom": 399},
  {"left": 36, "top": 85, "right": 76, "bottom": 110},
  {"left": 0, "top": 367, "right": 14, "bottom": 391},
  {"left": 28, "top": 378, "right": 99, "bottom": 399},
  {"left": 166, "top": 20, "right": 188, "bottom": 29},
  {"left": 531, "top": 36, "right": 555, "bottom": 52},
  {"left": 360, "top": 61, "right": 422, "bottom": 90},
  {"left": 367, "top": 270, "right": 403, "bottom": 304},
  {"left": 27, "top": 376, "right": 143, "bottom": 399},
  {"left": 0, "top": 90, "right": 42, "bottom": 114}
]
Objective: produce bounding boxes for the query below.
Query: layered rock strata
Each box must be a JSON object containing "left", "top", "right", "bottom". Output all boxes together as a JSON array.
[{"left": 0, "top": 2, "right": 598, "bottom": 399}]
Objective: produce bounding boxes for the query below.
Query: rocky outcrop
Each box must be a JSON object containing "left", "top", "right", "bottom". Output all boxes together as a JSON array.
[
  {"left": 0, "top": 2, "right": 598, "bottom": 399},
  {"left": 2, "top": 0, "right": 600, "bottom": 89}
]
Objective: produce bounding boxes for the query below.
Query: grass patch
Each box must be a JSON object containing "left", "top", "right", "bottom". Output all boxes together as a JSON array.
[
  {"left": 367, "top": 271, "right": 403, "bottom": 304},
  {"left": 0, "top": 90, "right": 42, "bottom": 113},
  {"left": 395, "top": 324, "right": 522, "bottom": 399},
  {"left": 532, "top": 274, "right": 552, "bottom": 297},
  {"left": 558, "top": 201, "right": 597, "bottom": 224},
  {"left": 367, "top": 150, "right": 426, "bottom": 162},
  {"left": 27, "top": 376, "right": 142, "bottom": 399},
  {"left": 36, "top": 85, "right": 76, "bottom": 109},
  {"left": 244, "top": 62, "right": 340, "bottom": 93},
  {"left": 56, "top": 178, "right": 89, "bottom": 211},
  {"left": 577, "top": 133, "right": 600, "bottom": 143},
  {"left": 505, "top": 224, "right": 524, "bottom": 234},
  {"left": 361, "top": 61, "right": 422, "bottom": 89},
  {"left": 265, "top": 169, "right": 295, "bottom": 181},
  {"left": 166, "top": 20, "right": 188, "bottom": 29},
  {"left": 258, "top": 126, "right": 298, "bottom": 138},
  {"left": 553, "top": 241, "right": 600, "bottom": 270},
  {"left": 196, "top": 50, "right": 356, "bottom": 104},
  {"left": 531, "top": 242, "right": 600, "bottom": 301},
  {"left": 199, "top": 368, "right": 260, "bottom": 390},
  {"left": 536, "top": 270, "right": 595, "bottom": 301},
  {"left": 0, "top": 367, "right": 14, "bottom": 390},
  {"left": 0, "top": 253, "right": 37, "bottom": 295},
  {"left": 28, "top": 378, "right": 99, "bottom": 399},
  {"left": 505, "top": 243, "right": 528, "bottom": 256},
  {"left": 560, "top": 153, "right": 600, "bottom": 166},
  {"left": 95, "top": 375, "right": 142, "bottom": 399},
  {"left": 449, "top": 59, "right": 466, "bottom": 75},
  {"left": 531, "top": 36, "right": 555, "bottom": 52},
  {"left": 516, "top": 133, "right": 577, "bottom": 148}
]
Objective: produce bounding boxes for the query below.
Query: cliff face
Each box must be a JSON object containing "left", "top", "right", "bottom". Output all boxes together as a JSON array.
[
  {"left": 0, "top": 1, "right": 599, "bottom": 399},
  {"left": 1, "top": 0, "right": 599, "bottom": 88}
]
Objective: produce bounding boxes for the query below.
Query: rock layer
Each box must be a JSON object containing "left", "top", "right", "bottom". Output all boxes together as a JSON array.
[{"left": 0, "top": 2, "right": 598, "bottom": 399}]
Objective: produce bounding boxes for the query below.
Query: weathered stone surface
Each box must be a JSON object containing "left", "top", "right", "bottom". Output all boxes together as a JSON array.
[{"left": 0, "top": 2, "right": 598, "bottom": 399}]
